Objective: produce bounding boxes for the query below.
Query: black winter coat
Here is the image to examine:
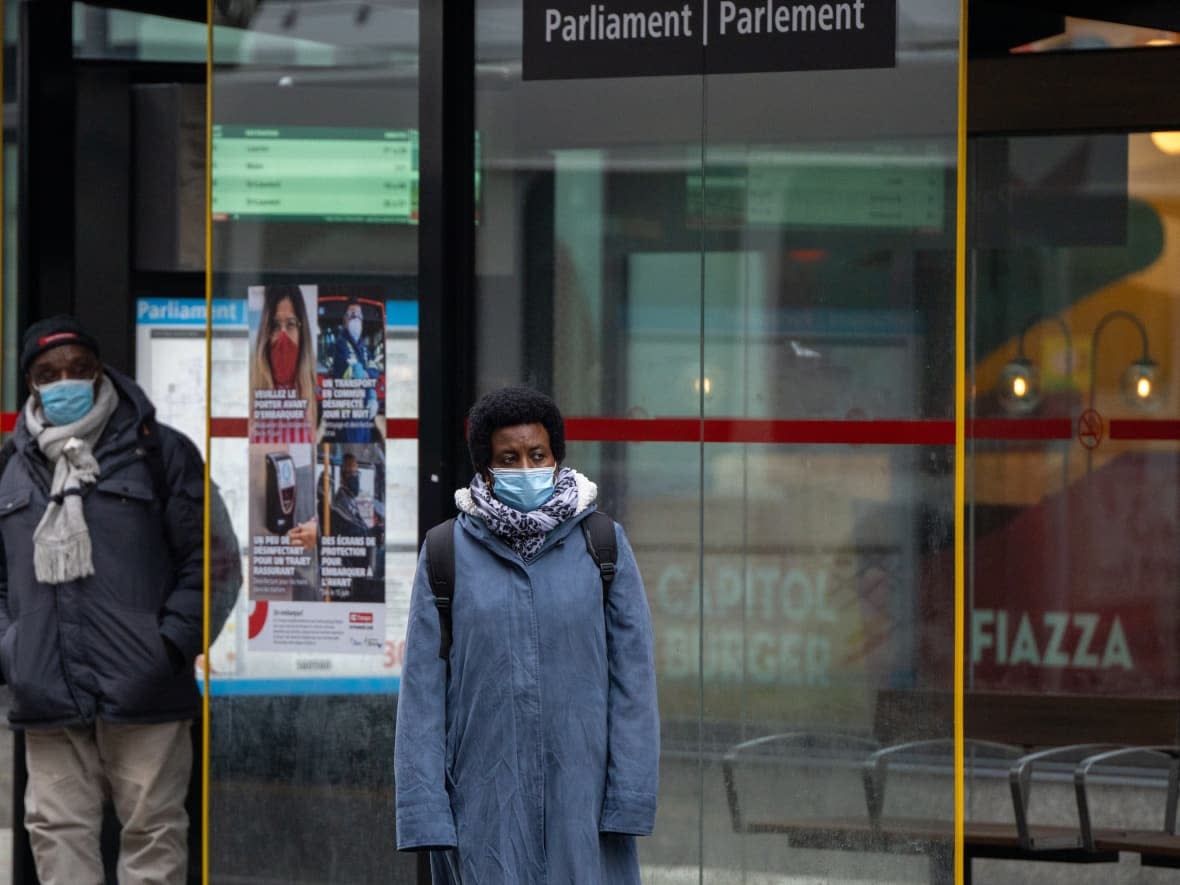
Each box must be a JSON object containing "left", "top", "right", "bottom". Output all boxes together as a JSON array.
[{"left": 0, "top": 368, "right": 205, "bottom": 729}]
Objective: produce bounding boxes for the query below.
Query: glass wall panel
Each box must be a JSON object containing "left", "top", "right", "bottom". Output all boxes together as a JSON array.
[
  {"left": 476, "top": 8, "right": 708, "bottom": 878},
  {"left": 475, "top": 1, "right": 961, "bottom": 882},
  {"left": 208, "top": 3, "right": 418, "bottom": 882},
  {"left": 699, "top": 4, "right": 960, "bottom": 881},
  {"left": 967, "top": 133, "right": 1180, "bottom": 883}
]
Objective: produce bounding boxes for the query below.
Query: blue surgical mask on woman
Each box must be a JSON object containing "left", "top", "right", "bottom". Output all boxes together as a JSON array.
[
  {"left": 491, "top": 467, "right": 556, "bottom": 512},
  {"left": 36, "top": 378, "right": 96, "bottom": 426}
]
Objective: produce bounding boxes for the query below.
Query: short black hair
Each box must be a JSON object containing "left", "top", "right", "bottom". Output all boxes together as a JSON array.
[{"left": 467, "top": 386, "right": 565, "bottom": 473}]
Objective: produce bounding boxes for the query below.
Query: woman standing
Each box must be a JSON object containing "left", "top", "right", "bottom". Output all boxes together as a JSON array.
[{"left": 395, "top": 386, "right": 659, "bottom": 884}]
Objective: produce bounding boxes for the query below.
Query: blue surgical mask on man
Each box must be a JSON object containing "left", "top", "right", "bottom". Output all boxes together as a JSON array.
[
  {"left": 491, "top": 467, "right": 556, "bottom": 512},
  {"left": 36, "top": 378, "right": 96, "bottom": 426}
]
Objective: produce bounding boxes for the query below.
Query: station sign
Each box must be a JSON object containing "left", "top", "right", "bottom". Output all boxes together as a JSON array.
[{"left": 523, "top": 0, "right": 896, "bottom": 80}]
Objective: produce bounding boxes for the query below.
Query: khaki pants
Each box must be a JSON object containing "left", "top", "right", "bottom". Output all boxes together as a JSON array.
[{"left": 24, "top": 719, "right": 192, "bottom": 885}]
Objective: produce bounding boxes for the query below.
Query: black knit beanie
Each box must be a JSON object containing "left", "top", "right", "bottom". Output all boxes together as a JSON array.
[{"left": 20, "top": 315, "right": 101, "bottom": 374}]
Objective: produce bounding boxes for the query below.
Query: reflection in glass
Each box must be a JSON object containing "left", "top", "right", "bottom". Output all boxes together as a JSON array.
[
  {"left": 968, "top": 132, "right": 1179, "bottom": 880},
  {"left": 208, "top": 3, "right": 419, "bottom": 882},
  {"left": 477, "top": 0, "right": 961, "bottom": 880}
]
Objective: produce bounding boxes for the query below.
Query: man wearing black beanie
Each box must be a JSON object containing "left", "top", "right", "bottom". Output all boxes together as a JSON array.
[{"left": 0, "top": 314, "right": 206, "bottom": 885}]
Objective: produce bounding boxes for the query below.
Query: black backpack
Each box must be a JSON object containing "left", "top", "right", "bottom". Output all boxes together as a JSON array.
[
  {"left": 0, "top": 421, "right": 243, "bottom": 638},
  {"left": 424, "top": 510, "right": 617, "bottom": 661}
]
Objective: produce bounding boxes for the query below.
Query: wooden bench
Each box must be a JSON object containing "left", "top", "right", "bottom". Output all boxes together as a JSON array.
[{"left": 722, "top": 690, "right": 1180, "bottom": 883}]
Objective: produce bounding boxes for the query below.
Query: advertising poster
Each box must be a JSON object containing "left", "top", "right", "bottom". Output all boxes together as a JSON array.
[
  {"left": 246, "top": 284, "right": 385, "bottom": 653},
  {"left": 314, "top": 440, "right": 386, "bottom": 605},
  {"left": 137, "top": 295, "right": 417, "bottom": 689},
  {"left": 247, "top": 284, "right": 318, "bottom": 445},
  {"left": 317, "top": 291, "right": 386, "bottom": 444}
]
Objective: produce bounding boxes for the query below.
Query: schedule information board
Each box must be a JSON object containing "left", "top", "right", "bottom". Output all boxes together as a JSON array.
[{"left": 211, "top": 125, "right": 419, "bottom": 223}]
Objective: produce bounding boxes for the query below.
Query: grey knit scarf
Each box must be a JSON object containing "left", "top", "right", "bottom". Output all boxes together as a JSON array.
[{"left": 24, "top": 374, "right": 119, "bottom": 584}]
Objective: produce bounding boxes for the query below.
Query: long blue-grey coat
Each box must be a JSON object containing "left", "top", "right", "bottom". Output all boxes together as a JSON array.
[{"left": 395, "top": 477, "right": 659, "bottom": 884}]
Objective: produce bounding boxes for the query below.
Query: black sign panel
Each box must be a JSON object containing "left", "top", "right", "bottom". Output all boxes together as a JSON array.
[{"left": 523, "top": 0, "right": 897, "bottom": 80}]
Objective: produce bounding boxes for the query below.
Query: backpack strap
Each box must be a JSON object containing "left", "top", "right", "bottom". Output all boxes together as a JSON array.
[
  {"left": 581, "top": 510, "right": 618, "bottom": 603},
  {"left": 425, "top": 512, "right": 615, "bottom": 664},
  {"left": 425, "top": 518, "right": 457, "bottom": 661}
]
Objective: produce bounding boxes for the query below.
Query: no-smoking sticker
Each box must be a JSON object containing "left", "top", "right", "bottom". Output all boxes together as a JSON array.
[{"left": 1078, "top": 408, "right": 1104, "bottom": 449}]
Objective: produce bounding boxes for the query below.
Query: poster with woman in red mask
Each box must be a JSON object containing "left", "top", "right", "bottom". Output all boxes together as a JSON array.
[
  {"left": 247, "top": 284, "right": 318, "bottom": 445},
  {"left": 246, "top": 283, "right": 320, "bottom": 614}
]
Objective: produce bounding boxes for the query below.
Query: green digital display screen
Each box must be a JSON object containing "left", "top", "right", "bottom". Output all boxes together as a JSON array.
[
  {"left": 211, "top": 125, "right": 420, "bottom": 224},
  {"left": 687, "top": 156, "right": 946, "bottom": 231}
]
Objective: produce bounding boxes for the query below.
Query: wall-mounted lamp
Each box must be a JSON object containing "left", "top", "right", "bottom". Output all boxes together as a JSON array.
[
  {"left": 998, "top": 310, "right": 1160, "bottom": 415},
  {"left": 998, "top": 357, "right": 1040, "bottom": 414},
  {"left": 998, "top": 315, "right": 1073, "bottom": 416},
  {"left": 1090, "top": 309, "right": 1160, "bottom": 412},
  {"left": 1126, "top": 362, "right": 1158, "bottom": 402}
]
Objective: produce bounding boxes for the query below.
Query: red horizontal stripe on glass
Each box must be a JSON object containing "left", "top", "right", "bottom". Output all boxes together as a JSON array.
[
  {"left": 1110, "top": 419, "right": 1180, "bottom": 441},
  {"left": 566, "top": 418, "right": 1082, "bottom": 444},
  {"left": 704, "top": 419, "right": 954, "bottom": 445},
  {"left": 563, "top": 418, "right": 701, "bottom": 443},
  {"left": 205, "top": 416, "right": 958, "bottom": 445},
  {"left": 569, "top": 418, "right": 955, "bottom": 445},
  {"left": 206, "top": 417, "right": 420, "bottom": 439},
  {"left": 385, "top": 419, "right": 419, "bottom": 439},
  {"left": 209, "top": 417, "right": 247, "bottom": 437},
  {"left": 0, "top": 413, "right": 1093, "bottom": 445},
  {"left": 968, "top": 418, "right": 1073, "bottom": 441}
]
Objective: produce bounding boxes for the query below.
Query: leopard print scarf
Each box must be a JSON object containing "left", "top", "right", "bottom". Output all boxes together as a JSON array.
[{"left": 467, "top": 467, "right": 579, "bottom": 561}]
